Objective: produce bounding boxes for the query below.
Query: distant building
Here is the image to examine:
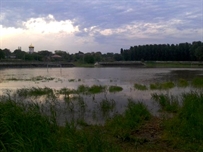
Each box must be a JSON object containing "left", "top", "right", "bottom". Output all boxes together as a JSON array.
[{"left": 29, "top": 44, "right": 34, "bottom": 54}]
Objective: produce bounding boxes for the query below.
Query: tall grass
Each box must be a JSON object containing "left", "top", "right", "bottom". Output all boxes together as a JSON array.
[
  {"left": 151, "top": 93, "right": 180, "bottom": 113},
  {"left": 163, "top": 92, "right": 203, "bottom": 151},
  {"left": 106, "top": 100, "right": 151, "bottom": 141},
  {"left": 0, "top": 99, "right": 120, "bottom": 152}
]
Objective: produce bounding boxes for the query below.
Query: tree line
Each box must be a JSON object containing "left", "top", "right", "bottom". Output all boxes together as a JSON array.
[
  {"left": 1, "top": 41, "right": 203, "bottom": 63},
  {"left": 121, "top": 41, "right": 203, "bottom": 61}
]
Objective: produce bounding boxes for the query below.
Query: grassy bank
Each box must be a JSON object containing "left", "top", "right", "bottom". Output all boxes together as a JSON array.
[
  {"left": 1, "top": 90, "right": 203, "bottom": 151},
  {"left": 145, "top": 61, "right": 203, "bottom": 68}
]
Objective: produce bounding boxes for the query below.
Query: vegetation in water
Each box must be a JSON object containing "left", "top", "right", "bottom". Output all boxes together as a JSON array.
[
  {"left": 177, "top": 78, "right": 189, "bottom": 87},
  {"left": 162, "top": 92, "right": 203, "bottom": 151},
  {"left": 191, "top": 77, "right": 203, "bottom": 88},
  {"left": 150, "top": 81, "right": 175, "bottom": 90},
  {"left": 16, "top": 87, "right": 54, "bottom": 97},
  {"left": 134, "top": 83, "right": 148, "bottom": 90},
  {"left": 151, "top": 93, "right": 180, "bottom": 113},
  {"left": 106, "top": 100, "right": 151, "bottom": 141},
  {"left": 109, "top": 85, "right": 123, "bottom": 92}
]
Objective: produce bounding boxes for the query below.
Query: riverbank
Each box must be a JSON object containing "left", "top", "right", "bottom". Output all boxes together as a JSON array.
[
  {"left": 0, "top": 61, "right": 203, "bottom": 68},
  {"left": 1, "top": 87, "right": 203, "bottom": 151}
]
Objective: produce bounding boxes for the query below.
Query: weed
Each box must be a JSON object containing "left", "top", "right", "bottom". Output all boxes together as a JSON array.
[
  {"left": 163, "top": 92, "right": 203, "bottom": 151},
  {"left": 191, "top": 77, "right": 203, "bottom": 88},
  {"left": 151, "top": 93, "right": 180, "bottom": 113},
  {"left": 177, "top": 78, "right": 189, "bottom": 87},
  {"left": 109, "top": 86, "right": 123, "bottom": 92},
  {"left": 106, "top": 100, "right": 151, "bottom": 141},
  {"left": 134, "top": 83, "right": 148, "bottom": 90},
  {"left": 100, "top": 99, "right": 116, "bottom": 117},
  {"left": 150, "top": 81, "right": 175, "bottom": 90},
  {"left": 88, "top": 85, "right": 106, "bottom": 94},
  {"left": 16, "top": 87, "right": 54, "bottom": 97}
]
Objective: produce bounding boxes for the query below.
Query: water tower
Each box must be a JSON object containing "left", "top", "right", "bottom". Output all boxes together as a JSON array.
[{"left": 29, "top": 44, "right": 34, "bottom": 54}]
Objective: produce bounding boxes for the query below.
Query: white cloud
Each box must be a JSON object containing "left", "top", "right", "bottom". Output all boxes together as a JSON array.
[{"left": 22, "top": 14, "right": 79, "bottom": 34}]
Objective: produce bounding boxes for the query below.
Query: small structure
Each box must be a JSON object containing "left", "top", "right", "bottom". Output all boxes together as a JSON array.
[
  {"left": 51, "top": 54, "right": 62, "bottom": 61},
  {"left": 29, "top": 44, "right": 34, "bottom": 54}
]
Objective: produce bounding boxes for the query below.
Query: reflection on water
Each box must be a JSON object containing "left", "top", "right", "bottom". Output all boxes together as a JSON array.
[{"left": 1, "top": 67, "right": 203, "bottom": 125}]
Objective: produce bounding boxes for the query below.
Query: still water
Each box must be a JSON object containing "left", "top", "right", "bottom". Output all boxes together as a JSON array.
[{"left": 0, "top": 67, "right": 203, "bottom": 125}]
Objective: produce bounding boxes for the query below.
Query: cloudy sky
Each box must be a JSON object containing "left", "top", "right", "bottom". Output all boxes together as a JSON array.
[{"left": 0, "top": 0, "right": 202, "bottom": 53}]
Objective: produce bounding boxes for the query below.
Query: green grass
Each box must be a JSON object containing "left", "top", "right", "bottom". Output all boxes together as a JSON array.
[
  {"left": 150, "top": 81, "right": 175, "bottom": 90},
  {"left": 0, "top": 99, "right": 120, "bottom": 152},
  {"left": 106, "top": 100, "right": 151, "bottom": 141},
  {"left": 191, "top": 77, "right": 203, "bottom": 88},
  {"left": 163, "top": 92, "right": 203, "bottom": 151},
  {"left": 16, "top": 87, "right": 54, "bottom": 97},
  {"left": 100, "top": 99, "right": 116, "bottom": 117},
  {"left": 177, "top": 78, "right": 189, "bottom": 87},
  {"left": 151, "top": 93, "right": 180, "bottom": 113},
  {"left": 134, "top": 83, "right": 148, "bottom": 90},
  {"left": 109, "top": 86, "right": 123, "bottom": 92},
  {"left": 77, "top": 85, "right": 106, "bottom": 94}
]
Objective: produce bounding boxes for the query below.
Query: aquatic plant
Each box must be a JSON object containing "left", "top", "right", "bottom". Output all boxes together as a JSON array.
[
  {"left": 88, "top": 85, "right": 106, "bottom": 94},
  {"left": 177, "top": 78, "right": 189, "bottom": 87},
  {"left": 0, "top": 100, "right": 119, "bottom": 152},
  {"left": 191, "top": 77, "right": 203, "bottom": 88},
  {"left": 16, "top": 87, "right": 54, "bottom": 97},
  {"left": 106, "top": 100, "right": 151, "bottom": 141},
  {"left": 134, "top": 83, "right": 148, "bottom": 90},
  {"left": 150, "top": 81, "right": 175, "bottom": 90},
  {"left": 109, "top": 86, "right": 123, "bottom": 92},
  {"left": 99, "top": 99, "right": 116, "bottom": 117},
  {"left": 151, "top": 93, "right": 180, "bottom": 113},
  {"left": 77, "top": 85, "right": 89, "bottom": 93},
  {"left": 163, "top": 92, "right": 203, "bottom": 151}
]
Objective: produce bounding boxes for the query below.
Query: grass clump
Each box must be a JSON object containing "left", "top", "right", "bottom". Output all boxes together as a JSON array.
[
  {"left": 152, "top": 93, "right": 180, "bottom": 113},
  {"left": 150, "top": 81, "right": 175, "bottom": 90},
  {"left": 16, "top": 87, "right": 54, "bottom": 97},
  {"left": 0, "top": 100, "right": 120, "bottom": 152},
  {"left": 106, "top": 101, "right": 151, "bottom": 141},
  {"left": 163, "top": 92, "right": 203, "bottom": 151},
  {"left": 88, "top": 85, "right": 106, "bottom": 94},
  {"left": 77, "top": 85, "right": 89, "bottom": 93},
  {"left": 109, "top": 86, "right": 123, "bottom": 92},
  {"left": 134, "top": 83, "right": 147, "bottom": 90},
  {"left": 100, "top": 99, "right": 116, "bottom": 117},
  {"left": 191, "top": 77, "right": 203, "bottom": 88},
  {"left": 0, "top": 100, "right": 57, "bottom": 152},
  {"left": 177, "top": 78, "right": 189, "bottom": 87}
]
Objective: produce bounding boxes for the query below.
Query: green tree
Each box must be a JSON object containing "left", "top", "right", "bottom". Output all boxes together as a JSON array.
[
  {"left": 0, "top": 49, "right": 5, "bottom": 59},
  {"left": 195, "top": 46, "right": 203, "bottom": 61}
]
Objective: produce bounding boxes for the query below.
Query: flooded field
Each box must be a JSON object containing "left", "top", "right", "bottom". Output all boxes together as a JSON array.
[{"left": 0, "top": 67, "right": 203, "bottom": 125}]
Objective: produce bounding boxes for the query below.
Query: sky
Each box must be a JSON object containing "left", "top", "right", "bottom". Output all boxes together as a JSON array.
[{"left": 0, "top": 0, "right": 203, "bottom": 54}]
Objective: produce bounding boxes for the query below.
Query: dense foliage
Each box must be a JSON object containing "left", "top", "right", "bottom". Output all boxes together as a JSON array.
[
  {"left": 121, "top": 41, "right": 203, "bottom": 61},
  {"left": 1, "top": 41, "right": 203, "bottom": 63}
]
